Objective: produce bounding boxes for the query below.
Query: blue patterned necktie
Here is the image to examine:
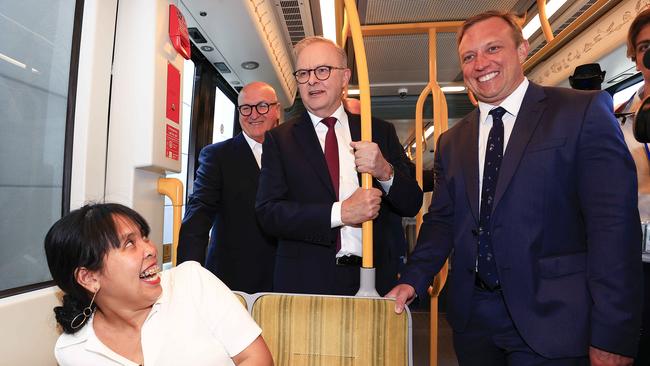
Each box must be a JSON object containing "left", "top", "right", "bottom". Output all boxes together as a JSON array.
[{"left": 477, "top": 107, "right": 506, "bottom": 289}]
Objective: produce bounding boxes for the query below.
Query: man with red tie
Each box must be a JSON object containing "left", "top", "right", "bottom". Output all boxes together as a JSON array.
[{"left": 255, "top": 36, "right": 422, "bottom": 296}]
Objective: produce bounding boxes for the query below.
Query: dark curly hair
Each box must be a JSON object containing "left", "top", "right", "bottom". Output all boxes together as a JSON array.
[{"left": 44, "top": 203, "right": 149, "bottom": 333}]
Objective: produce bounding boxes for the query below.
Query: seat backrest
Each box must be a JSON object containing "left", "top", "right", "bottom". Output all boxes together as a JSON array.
[
  {"left": 251, "top": 293, "right": 411, "bottom": 366},
  {"left": 232, "top": 291, "right": 249, "bottom": 310}
]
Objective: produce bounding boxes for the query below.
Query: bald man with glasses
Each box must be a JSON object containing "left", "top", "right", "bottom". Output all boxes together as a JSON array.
[
  {"left": 178, "top": 81, "right": 279, "bottom": 293},
  {"left": 255, "top": 37, "right": 422, "bottom": 296}
]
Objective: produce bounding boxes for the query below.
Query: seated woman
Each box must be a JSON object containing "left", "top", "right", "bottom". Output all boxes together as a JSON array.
[{"left": 44, "top": 203, "right": 273, "bottom": 366}]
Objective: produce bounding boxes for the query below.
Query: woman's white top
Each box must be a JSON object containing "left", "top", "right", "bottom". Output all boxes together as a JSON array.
[{"left": 54, "top": 261, "right": 261, "bottom": 365}]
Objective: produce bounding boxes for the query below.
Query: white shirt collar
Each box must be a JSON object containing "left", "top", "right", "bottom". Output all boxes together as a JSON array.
[
  {"left": 307, "top": 103, "right": 347, "bottom": 127},
  {"left": 478, "top": 78, "right": 529, "bottom": 123},
  {"left": 242, "top": 131, "right": 261, "bottom": 151}
]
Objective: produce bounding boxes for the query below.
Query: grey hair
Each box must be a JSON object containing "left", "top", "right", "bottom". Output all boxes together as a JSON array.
[{"left": 294, "top": 36, "right": 348, "bottom": 67}]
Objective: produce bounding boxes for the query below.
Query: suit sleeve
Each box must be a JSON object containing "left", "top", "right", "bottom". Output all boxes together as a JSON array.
[
  {"left": 577, "top": 91, "right": 643, "bottom": 356},
  {"left": 255, "top": 131, "right": 335, "bottom": 246},
  {"left": 379, "top": 120, "right": 424, "bottom": 217},
  {"left": 398, "top": 134, "right": 454, "bottom": 298},
  {"left": 178, "top": 145, "right": 222, "bottom": 265}
]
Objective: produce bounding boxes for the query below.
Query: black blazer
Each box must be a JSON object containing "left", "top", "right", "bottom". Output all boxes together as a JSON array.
[
  {"left": 255, "top": 111, "right": 423, "bottom": 295},
  {"left": 178, "top": 133, "right": 277, "bottom": 293}
]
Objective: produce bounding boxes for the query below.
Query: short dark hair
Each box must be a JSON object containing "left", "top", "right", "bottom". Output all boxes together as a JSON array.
[
  {"left": 457, "top": 10, "right": 526, "bottom": 47},
  {"left": 44, "top": 203, "right": 149, "bottom": 333},
  {"left": 627, "top": 8, "right": 650, "bottom": 61}
]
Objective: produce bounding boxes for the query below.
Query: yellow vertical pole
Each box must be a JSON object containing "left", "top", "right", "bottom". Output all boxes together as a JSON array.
[
  {"left": 537, "top": 0, "right": 554, "bottom": 42},
  {"left": 343, "top": 0, "right": 374, "bottom": 269},
  {"left": 157, "top": 178, "right": 183, "bottom": 266}
]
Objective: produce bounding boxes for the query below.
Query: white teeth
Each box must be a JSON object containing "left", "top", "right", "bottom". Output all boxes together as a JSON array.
[
  {"left": 139, "top": 265, "right": 160, "bottom": 279},
  {"left": 478, "top": 72, "right": 498, "bottom": 82}
]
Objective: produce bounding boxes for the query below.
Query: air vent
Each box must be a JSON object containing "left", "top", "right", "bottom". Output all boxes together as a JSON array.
[
  {"left": 274, "top": 0, "right": 314, "bottom": 46},
  {"left": 188, "top": 27, "right": 207, "bottom": 44}
]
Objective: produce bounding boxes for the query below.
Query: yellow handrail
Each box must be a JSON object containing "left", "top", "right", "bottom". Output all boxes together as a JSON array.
[
  {"left": 537, "top": 0, "right": 554, "bottom": 43},
  {"left": 157, "top": 178, "right": 183, "bottom": 266},
  {"left": 343, "top": 0, "right": 374, "bottom": 269},
  {"left": 414, "top": 83, "right": 431, "bottom": 231}
]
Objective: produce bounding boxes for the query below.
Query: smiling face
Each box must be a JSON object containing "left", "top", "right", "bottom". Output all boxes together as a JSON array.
[
  {"left": 295, "top": 41, "right": 351, "bottom": 118},
  {"left": 238, "top": 82, "right": 279, "bottom": 143},
  {"left": 458, "top": 16, "right": 529, "bottom": 105},
  {"left": 91, "top": 215, "right": 162, "bottom": 310}
]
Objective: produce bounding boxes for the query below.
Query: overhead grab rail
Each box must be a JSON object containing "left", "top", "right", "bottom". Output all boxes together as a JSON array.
[
  {"left": 157, "top": 178, "right": 183, "bottom": 266},
  {"left": 522, "top": 0, "right": 613, "bottom": 73}
]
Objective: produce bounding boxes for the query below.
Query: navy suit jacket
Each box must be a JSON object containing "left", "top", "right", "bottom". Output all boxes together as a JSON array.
[
  {"left": 255, "top": 111, "right": 423, "bottom": 296},
  {"left": 178, "top": 133, "right": 277, "bottom": 293},
  {"left": 400, "top": 83, "right": 643, "bottom": 358}
]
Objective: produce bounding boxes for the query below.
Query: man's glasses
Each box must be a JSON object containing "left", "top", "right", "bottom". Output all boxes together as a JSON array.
[
  {"left": 237, "top": 102, "right": 278, "bottom": 116},
  {"left": 293, "top": 65, "right": 346, "bottom": 84}
]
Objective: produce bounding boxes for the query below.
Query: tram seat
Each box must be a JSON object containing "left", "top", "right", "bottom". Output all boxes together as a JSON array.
[
  {"left": 250, "top": 293, "right": 412, "bottom": 366},
  {"left": 233, "top": 291, "right": 249, "bottom": 310}
]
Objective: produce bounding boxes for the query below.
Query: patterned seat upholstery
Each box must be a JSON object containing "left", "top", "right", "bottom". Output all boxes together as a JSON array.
[{"left": 251, "top": 293, "right": 411, "bottom": 366}]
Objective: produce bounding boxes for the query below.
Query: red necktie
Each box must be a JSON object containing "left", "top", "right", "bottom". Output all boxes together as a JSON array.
[{"left": 321, "top": 117, "right": 341, "bottom": 251}]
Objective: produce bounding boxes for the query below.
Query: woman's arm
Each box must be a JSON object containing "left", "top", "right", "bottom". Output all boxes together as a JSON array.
[{"left": 232, "top": 336, "right": 273, "bottom": 366}]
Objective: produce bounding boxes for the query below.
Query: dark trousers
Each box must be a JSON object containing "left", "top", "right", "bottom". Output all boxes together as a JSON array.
[
  {"left": 634, "top": 263, "right": 650, "bottom": 366},
  {"left": 453, "top": 287, "right": 589, "bottom": 366}
]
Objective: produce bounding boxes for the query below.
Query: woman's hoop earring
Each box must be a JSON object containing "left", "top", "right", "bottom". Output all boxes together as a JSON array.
[{"left": 70, "top": 290, "right": 98, "bottom": 330}]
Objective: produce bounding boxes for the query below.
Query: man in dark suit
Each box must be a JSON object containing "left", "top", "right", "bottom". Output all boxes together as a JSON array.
[
  {"left": 178, "top": 81, "right": 279, "bottom": 293},
  {"left": 388, "top": 11, "right": 643, "bottom": 366},
  {"left": 255, "top": 36, "right": 422, "bottom": 296}
]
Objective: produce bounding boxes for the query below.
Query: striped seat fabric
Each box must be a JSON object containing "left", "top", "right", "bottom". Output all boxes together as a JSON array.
[{"left": 251, "top": 293, "right": 411, "bottom": 366}]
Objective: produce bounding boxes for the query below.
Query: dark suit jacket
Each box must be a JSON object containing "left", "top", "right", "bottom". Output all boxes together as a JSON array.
[
  {"left": 400, "top": 83, "right": 643, "bottom": 358},
  {"left": 255, "top": 111, "right": 423, "bottom": 296},
  {"left": 178, "top": 133, "right": 277, "bottom": 293}
]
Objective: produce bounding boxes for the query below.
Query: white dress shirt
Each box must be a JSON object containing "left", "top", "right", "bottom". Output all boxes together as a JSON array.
[
  {"left": 308, "top": 104, "right": 393, "bottom": 257},
  {"left": 477, "top": 78, "right": 529, "bottom": 205},
  {"left": 243, "top": 132, "right": 262, "bottom": 168}
]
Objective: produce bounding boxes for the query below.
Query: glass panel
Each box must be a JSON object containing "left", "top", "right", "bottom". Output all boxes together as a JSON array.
[
  {"left": 212, "top": 87, "right": 235, "bottom": 143},
  {"left": 0, "top": 0, "right": 76, "bottom": 292}
]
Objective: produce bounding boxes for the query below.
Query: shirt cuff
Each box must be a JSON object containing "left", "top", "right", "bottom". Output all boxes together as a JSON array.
[
  {"left": 331, "top": 202, "right": 343, "bottom": 228},
  {"left": 378, "top": 175, "right": 394, "bottom": 194}
]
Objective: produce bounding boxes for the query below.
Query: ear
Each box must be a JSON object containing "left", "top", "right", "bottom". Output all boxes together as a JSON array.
[
  {"left": 75, "top": 267, "right": 100, "bottom": 293},
  {"left": 342, "top": 68, "right": 351, "bottom": 87},
  {"left": 517, "top": 40, "right": 530, "bottom": 63}
]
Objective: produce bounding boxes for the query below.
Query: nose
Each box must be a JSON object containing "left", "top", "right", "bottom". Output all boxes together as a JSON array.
[
  {"left": 307, "top": 69, "right": 319, "bottom": 85},
  {"left": 474, "top": 52, "right": 489, "bottom": 71},
  {"left": 143, "top": 239, "right": 157, "bottom": 258}
]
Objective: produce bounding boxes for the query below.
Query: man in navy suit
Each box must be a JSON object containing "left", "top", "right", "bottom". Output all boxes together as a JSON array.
[
  {"left": 255, "top": 37, "right": 422, "bottom": 296},
  {"left": 388, "top": 11, "right": 643, "bottom": 366},
  {"left": 178, "top": 81, "right": 279, "bottom": 293}
]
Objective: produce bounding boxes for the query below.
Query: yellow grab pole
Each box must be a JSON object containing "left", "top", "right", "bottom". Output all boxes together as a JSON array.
[
  {"left": 537, "top": 0, "right": 554, "bottom": 42},
  {"left": 415, "top": 84, "right": 431, "bottom": 231},
  {"left": 157, "top": 178, "right": 183, "bottom": 266},
  {"left": 340, "top": 11, "right": 349, "bottom": 48},
  {"left": 344, "top": 0, "right": 374, "bottom": 269}
]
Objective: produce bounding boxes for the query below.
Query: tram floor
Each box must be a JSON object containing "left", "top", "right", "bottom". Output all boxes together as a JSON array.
[{"left": 411, "top": 309, "right": 459, "bottom": 366}]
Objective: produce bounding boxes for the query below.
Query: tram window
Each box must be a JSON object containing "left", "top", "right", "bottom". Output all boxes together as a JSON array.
[
  {"left": 212, "top": 87, "right": 235, "bottom": 143},
  {"left": 613, "top": 80, "right": 644, "bottom": 107},
  {"left": 0, "top": 0, "right": 78, "bottom": 294}
]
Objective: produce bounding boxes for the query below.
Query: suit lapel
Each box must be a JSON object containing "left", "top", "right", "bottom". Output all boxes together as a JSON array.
[
  {"left": 460, "top": 110, "right": 480, "bottom": 224},
  {"left": 233, "top": 133, "right": 260, "bottom": 185},
  {"left": 492, "top": 83, "right": 547, "bottom": 211},
  {"left": 293, "top": 112, "right": 337, "bottom": 199}
]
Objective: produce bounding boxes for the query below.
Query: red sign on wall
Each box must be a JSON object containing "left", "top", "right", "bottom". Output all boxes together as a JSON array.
[
  {"left": 166, "top": 63, "right": 181, "bottom": 124},
  {"left": 166, "top": 124, "right": 180, "bottom": 161}
]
